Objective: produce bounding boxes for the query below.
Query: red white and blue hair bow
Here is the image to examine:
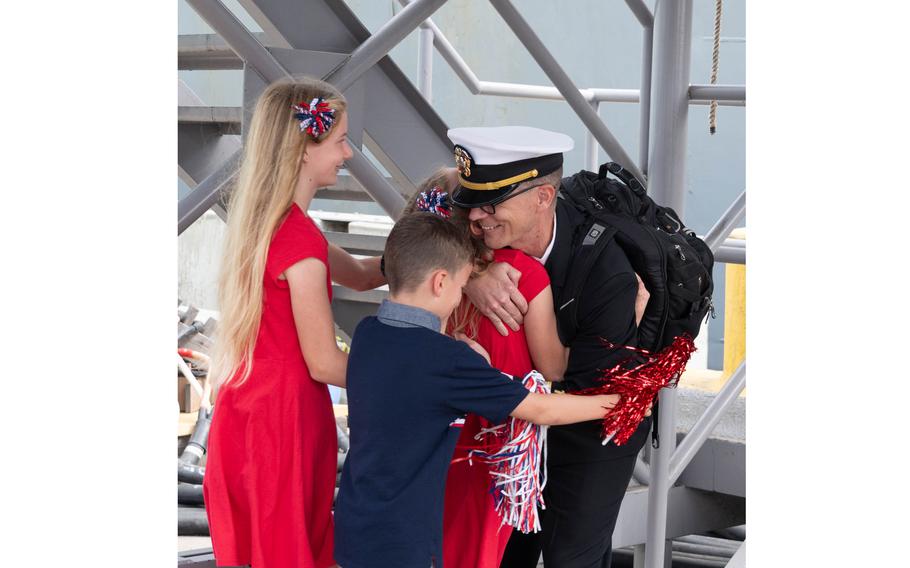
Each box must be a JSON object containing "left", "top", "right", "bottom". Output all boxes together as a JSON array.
[
  {"left": 292, "top": 97, "right": 336, "bottom": 138},
  {"left": 415, "top": 187, "right": 452, "bottom": 218}
]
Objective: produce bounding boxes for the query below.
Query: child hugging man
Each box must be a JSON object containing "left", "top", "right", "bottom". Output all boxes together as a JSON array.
[{"left": 333, "top": 213, "right": 619, "bottom": 568}]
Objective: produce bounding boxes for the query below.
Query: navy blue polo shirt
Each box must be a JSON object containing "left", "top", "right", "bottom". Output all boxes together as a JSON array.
[{"left": 334, "top": 300, "right": 530, "bottom": 568}]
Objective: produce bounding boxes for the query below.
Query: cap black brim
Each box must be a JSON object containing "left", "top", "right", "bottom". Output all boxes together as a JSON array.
[{"left": 451, "top": 184, "right": 517, "bottom": 208}]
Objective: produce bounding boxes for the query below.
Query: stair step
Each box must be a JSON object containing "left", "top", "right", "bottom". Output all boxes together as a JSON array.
[{"left": 178, "top": 33, "right": 271, "bottom": 70}]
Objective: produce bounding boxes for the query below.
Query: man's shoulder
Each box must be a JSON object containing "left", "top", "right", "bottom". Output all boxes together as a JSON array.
[{"left": 553, "top": 199, "right": 635, "bottom": 278}]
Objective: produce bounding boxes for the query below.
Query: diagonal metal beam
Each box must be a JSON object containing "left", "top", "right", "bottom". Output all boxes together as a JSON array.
[
  {"left": 324, "top": 0, "right": 448, "bottom": 91},
  {"left": 703, "top": 190, "right": 746, "bottom": 253},
  {"left": 624, "top": 0, "right": 654, "bottom": 28},
  {"left": 488, "top": 0, "right": 645, "bottom": 183},
  {"left": 185, "top": 0, "right": 289, "bottom": 83},
  {"left": 669, "top": 361, "right": 746, "bottom": 485},
  {"left": 178, "top": 148, "right": 241, "bottom": 235},
  {"left": 181, "top": 0, "right": 411, "bottom": 224}
]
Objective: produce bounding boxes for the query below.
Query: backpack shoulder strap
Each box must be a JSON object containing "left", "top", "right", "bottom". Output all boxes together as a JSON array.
[{"left": 556, "top": 219, "right": 617, "bottom": 345}]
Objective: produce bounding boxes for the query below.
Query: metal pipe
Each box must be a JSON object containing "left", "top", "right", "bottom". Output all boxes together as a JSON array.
[
  {"left": 639, "top": 25, "right": 654, "bottom": 176},
  {"left": 715, "top": 244, "right": 745, "bottom": 265},
  {"left": 669, "top": 361, "right": 746, "bottom": 485},
  {"left": 624, "top": 0, "right": 654, "bottom": 27},
  {"left": 585, "top": 101, "right": 600, "bottom": 171},
  {"left": 326, "top": 0, "right": 449, "bottom": 91},
  {"left": 703, "top": 190, "right": 746, "bottom": 252},
  {"left": 645, "top": 387, "right": 679, "bottom": 568},
  {"left": 417, "top": 26, "right": 434, "bottom": 100},
  {"left": 345, "top": 146, "right": 407, "bottom": 218},
  {"left": 689, "top": 84, "right": 746, "bottom": 102},
  {"left": 646, "top": 0, "right": 694, "bottom": 217},
  {"left": 185, "top": 0, "right": 289, "bottom": 83},
  {"left": 178, "top": 149, "right": 241, "bottom": 235},
  {"left": 489, "top": 0, "right": 645, "bottom": 183},
  {"left": 412, "top": 12, "right": 483, "bottom": 92}
]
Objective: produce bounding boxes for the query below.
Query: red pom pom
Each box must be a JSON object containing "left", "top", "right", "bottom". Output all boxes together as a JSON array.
[{"left": 577, "top": 335, "right": 696, "bottom": 445}]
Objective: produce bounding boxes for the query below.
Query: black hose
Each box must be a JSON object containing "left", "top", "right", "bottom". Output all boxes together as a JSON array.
[
  {"left": 178, "top": 460, "right": 205, "bottom": 484},
  {"left": 178, "top": 506, "right": 210, "bottom": 536},
  {"left": 178, "top": 483, "right": 205, "bottom": 506},
  {"left": 180, "top": 408, "right": 213, "bottom": 466}
]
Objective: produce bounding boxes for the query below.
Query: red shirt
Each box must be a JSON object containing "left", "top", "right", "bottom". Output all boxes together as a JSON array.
[
  {"left": 443, "top": 248, "right": 550, "bottom": 568},
  {"left": 204, "top": 204, "right": 338, "bottom": 568}
]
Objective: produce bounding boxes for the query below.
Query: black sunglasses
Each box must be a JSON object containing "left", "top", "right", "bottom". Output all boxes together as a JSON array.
[{"left": 477, "top": 183, "right": 543, "bottom": 215}]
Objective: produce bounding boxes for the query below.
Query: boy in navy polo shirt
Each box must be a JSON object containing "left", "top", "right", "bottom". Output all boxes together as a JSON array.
[{"left": 334, "top": 213, "right": 619, "bottom": 568}]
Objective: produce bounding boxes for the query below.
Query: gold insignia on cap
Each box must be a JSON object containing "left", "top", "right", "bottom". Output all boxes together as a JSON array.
[{"left": 454, "top": 146, "right": 472, "bottom": 178}]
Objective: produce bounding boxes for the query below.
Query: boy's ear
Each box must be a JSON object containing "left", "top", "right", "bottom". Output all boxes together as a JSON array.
[{"left": 430, "top": 269, "right": 448, "bottom": 298}]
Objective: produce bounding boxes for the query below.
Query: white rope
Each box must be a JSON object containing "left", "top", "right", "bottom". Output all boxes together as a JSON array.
[{"left": 709, "top": 0, "right": 723, "bottom": 134}]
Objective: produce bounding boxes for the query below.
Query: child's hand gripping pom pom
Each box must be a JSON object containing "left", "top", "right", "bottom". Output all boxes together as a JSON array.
[
  {"left": 465, "top": 370, "right": 550, "bottom": 534},
  {"left": 577, "top": 334, "right": 697, "bottom": 446}
]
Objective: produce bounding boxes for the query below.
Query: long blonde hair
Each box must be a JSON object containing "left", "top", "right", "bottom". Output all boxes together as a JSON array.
[{"left": 210, "top": 77, "right": 347, "bottom": 387}]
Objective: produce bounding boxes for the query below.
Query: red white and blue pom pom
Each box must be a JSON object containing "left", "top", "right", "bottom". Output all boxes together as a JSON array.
[
  {"left": 291, "top": 97, "right": 336, "bottom": 138},
  {"left": 415, "top": 186, "right": 452, "bottom": 218},
  {"left": 468, "top": 370, "right": 549, "bottom": 534}
]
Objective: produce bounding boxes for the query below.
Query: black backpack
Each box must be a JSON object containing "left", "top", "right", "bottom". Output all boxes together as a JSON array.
[{"left": 556, "top": 162, "right": 715, "bottom": 353}]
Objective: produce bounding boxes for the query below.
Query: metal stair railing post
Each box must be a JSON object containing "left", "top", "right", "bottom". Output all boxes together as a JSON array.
[
  {"left": 623, "top": 0, "right": 654, "bottom": 177},
  {"left": 488, "top": 0, "right": 646, "bottom": 184},
  {"left": 646, "top": 387, "right": 678, "bottom": 568},
  {"left": 645, "top": 0, "right": 694, "bottom": 565},
  {"left": 417, "top": 20, "right": 434, "bottom": 101},
  {"left": 669, "top": 361, "right": 746, "bottom": 485},
  {"left": 584, "top": 101, "right": 601, "bottom": 171}
]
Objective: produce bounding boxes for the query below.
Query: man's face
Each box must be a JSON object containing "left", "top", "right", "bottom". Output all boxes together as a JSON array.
[{"left": 466, "top": 188, "right": 539, "bottom": 252}]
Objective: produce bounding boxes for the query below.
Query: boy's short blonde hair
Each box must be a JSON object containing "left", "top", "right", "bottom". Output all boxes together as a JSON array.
[{"left": 384, "top": 213, "right": 475, "bottom": 294}]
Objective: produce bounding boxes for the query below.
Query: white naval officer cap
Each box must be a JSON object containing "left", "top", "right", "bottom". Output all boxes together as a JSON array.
[{"left": 447, "top": 126, "right": 574, "bottom": 208}]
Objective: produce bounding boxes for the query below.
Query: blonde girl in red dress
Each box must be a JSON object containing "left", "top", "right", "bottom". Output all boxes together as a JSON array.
[{"left": 203, "top": 77, "right": 383, "bottom": 568}]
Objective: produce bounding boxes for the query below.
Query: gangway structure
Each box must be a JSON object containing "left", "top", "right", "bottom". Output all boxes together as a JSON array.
[{"left": 177, "top": 1, "right": 747, "bottom": 566}]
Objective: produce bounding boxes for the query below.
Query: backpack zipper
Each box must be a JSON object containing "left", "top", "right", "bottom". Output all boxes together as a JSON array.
[{"left": 674, "top": 244, "right": 686, "bottom": 261}]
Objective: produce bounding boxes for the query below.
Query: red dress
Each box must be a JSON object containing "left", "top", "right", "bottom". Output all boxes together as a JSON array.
[
  {"left": 204, "top": 204, "right": 337, "bottom": 568},
  {"left": 443, "top": 249, "right": 550, "bottom": 568}
]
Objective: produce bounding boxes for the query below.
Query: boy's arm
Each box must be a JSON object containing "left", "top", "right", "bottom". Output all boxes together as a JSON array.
[{"left": 510, "top": 392, "right": 619, "bottom": 426}]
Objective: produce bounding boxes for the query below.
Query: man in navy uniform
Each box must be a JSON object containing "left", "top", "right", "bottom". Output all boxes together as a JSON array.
[{"left": 451, "top": 126, "right": 651, "bottom": 568}]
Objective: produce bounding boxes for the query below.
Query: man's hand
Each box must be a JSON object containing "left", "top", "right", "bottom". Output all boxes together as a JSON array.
[
  {"left": 634, "top": 273, "right": 650, "bottom": 326},
  {"left": 462, "top": 262, "right": 528, "bottom": 336},
  {"left": 455, "top": 332, "right": 491, "bottom": 364}
]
